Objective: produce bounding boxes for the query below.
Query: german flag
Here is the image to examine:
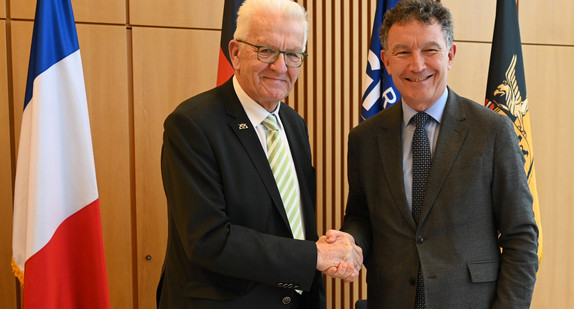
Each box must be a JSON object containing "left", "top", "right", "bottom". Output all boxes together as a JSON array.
[{"left": 217, "top": 0, "right": 245, "bottom": 86}]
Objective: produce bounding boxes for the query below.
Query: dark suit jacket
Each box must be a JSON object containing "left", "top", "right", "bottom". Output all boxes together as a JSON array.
[
  {"left": 342, "top": 88, "right": 538, "bottom": 309},
  {"left": 157, "top": 79, "right": 326, "bottom": 309}
]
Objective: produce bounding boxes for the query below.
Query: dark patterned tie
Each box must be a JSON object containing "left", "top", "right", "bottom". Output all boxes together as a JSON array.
[{"left": 412, "top": 112, "right": 431, "bottom": 309}]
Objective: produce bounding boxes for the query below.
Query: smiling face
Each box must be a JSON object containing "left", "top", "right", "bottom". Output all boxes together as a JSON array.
[
  {"left": 229, "top": 15, "right": 305, "bottom": 112},
  {"left": 381, "top": 19, "right": 456, "bottom": 111}
]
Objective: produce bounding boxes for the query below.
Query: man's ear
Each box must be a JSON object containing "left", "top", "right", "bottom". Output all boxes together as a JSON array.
[
  {"left": 228, "top": 40, "right": 240, "bottom": 70},
  {"left": 381, "top": 49, "right": 392, "bottom": 75},
  {"left": 447, "top": 43, "right": 457, "bottom": 70}
]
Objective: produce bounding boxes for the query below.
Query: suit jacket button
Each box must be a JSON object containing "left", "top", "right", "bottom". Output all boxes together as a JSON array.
[
  {"left": 282, "top": 296, "right": 292, "bottom": 305},
  {"left": 416, "top": 236, "right": 424, "bottom": 244},
  {"left": 410, "top": 278, "right": 416, "bottom": 285}
]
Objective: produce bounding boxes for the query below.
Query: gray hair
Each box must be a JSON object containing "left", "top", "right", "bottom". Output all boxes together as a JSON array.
[
  {"left": 234, "top": 0, "right": 309, "bottom": 51},
  {"left": 379, "top": 0, "right": 454, "bottom": 50}
]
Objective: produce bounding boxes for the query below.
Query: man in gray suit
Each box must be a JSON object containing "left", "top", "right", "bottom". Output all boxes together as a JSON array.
[{"left": 328, "top": 0, "right": 539, "bottom": 308}]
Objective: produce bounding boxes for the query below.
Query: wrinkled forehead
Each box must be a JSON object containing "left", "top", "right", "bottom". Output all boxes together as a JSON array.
[
  {"left": 246, "top": 16, "right": 306, "bottom": 47},
  {"left": 387, "top": 20, "right": 448, "bottom": 47}
]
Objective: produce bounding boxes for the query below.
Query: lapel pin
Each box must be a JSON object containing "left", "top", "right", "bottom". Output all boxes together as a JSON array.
[{"left": 238, "top": 123, "right": 249, "bottom": 130}]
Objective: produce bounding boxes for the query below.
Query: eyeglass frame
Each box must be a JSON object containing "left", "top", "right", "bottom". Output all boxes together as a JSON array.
[{"left": 236, "top": 39, "right": 308, "bottom": 68}]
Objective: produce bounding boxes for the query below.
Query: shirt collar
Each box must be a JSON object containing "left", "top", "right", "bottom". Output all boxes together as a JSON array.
[
  {"left": 402, "top": 88, "right": 448, "bottom": 126},
  {"left": 233, "top": 76, "right": 282, "bottom": 128}
]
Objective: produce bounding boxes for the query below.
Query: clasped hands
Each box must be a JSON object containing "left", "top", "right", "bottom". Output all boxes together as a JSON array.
[{"left": 316, "top": 230, "right": 363, "bottom": 283}]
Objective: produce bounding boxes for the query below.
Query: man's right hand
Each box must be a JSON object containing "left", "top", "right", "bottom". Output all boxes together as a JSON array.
[{"left": 316, "top": 230, "right": 363, "bottom": 283}]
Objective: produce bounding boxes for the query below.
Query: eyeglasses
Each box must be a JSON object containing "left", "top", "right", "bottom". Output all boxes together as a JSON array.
[{"left": 237, "top": 40, "right": 308, "bottom": 68}]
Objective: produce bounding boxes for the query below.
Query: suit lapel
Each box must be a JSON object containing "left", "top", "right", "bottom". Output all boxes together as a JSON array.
[
  {"left": 378, "top": 104, "right": 416, "bottom": 230},
  {"left": 419, "top": 88, "right": 468, "bottom": 224},
  {"left": 222, "top": 81, "right": 291, "bottom": 228}
]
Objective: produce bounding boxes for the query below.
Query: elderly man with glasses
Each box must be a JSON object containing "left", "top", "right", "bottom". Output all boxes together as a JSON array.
[{"left": 156, "top": 0, "right": 362, "bottom": 308}]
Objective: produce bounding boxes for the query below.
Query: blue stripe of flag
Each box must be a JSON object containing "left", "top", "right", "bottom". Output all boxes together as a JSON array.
[{"left": 24, "top": 0, "right": 80, "bottom": 108}]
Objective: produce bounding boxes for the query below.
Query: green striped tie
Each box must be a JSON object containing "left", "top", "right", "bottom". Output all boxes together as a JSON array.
[{"left": 262, "top": 114, "right": 304, "bottom": 240}]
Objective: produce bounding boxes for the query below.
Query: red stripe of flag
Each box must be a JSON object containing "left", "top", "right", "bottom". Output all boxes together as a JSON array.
[{"left": 23, "top": 200, "right": 109, "bottom": 309}]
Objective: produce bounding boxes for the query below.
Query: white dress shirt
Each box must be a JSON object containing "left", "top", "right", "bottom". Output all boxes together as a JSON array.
[{"left": 233, "top": 77, "right": 305, "bottom": 237}]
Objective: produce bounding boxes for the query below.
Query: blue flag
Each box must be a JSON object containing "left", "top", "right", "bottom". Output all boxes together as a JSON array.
[{"left": 361, "top": 0, "right": 400, "bottom": 122}]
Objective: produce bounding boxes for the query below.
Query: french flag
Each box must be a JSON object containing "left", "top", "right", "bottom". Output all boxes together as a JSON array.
[{"left": 11, "top": 0, "right": 110, "bottom": 308}]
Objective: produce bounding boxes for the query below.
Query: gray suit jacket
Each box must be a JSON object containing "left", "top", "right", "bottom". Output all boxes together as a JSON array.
[
  {"left": 342, "top": 88, "right": 538, "bottom": 309},
  {"left": 158, "top": 79, "right": 325, "bottom": 309}
]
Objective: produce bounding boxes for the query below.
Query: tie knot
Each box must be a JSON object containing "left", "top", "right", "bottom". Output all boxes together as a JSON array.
[
  {"left": 263, "top": 114, "right": 279, "bottom": 131},
  {"left": 412, "top": 112, "right": 430, "bottom": 129}
]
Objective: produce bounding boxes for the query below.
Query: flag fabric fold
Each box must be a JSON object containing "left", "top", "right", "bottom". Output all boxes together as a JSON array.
[
  {"left": 216, "top": 0, "right": 245, "bottom": 86},
  {"left": 485, "top": 0, "right": 543, "bottom": 265},
  {"left": 361, "top": 0, "right": 400, "bottom": 122},
  {"left": 12, "top": 0, "right": 110, "bottom": 308}
]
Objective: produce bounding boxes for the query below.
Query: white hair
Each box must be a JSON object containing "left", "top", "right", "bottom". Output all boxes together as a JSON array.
[{"left": 233, "top": 0, "right": 308, "bottom": 51}]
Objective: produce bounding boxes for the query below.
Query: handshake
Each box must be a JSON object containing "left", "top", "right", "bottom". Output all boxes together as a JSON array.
[{"left": 316, "top": 230, "right": 363, "bottom": 283}]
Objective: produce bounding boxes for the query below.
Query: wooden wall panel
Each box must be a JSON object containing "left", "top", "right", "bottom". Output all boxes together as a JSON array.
[
  {"left": 525, "top": 45, "right": 574, "bottom": 309},
  {"left": 10, "top": 0, "right": 43, "bottom": 19},
  {"left": 446, "top": 41, "right": 491, "bottom": 104},
  {"left": 10, "top": 0, "right": 126, "bottom": 23},
  {"left": 130, "top": 0, "right": 223, "bottom": 28},
  {"left": 1, "top": 0, "right": 5, "bottom": 18},
  {"left": 132, "top": 26, "right": 220, "bottom": 309},
  {"left": 521, "top": 0, "right": 574, "bottom": 45},
  {"left": 292, "top": 0, "right": 374, "bottom": 307},
  {"left": 441, "top": 0, "right": 496, "bottom": 42},
  {"left": 72, "top": 0, "right": 126, "bottom": 24},
  {"left": 75, "top": 24, "right": 133, "bottom": 309},
  {"left": 0, "top": 21, "right": 18, "bottom": 309}
]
